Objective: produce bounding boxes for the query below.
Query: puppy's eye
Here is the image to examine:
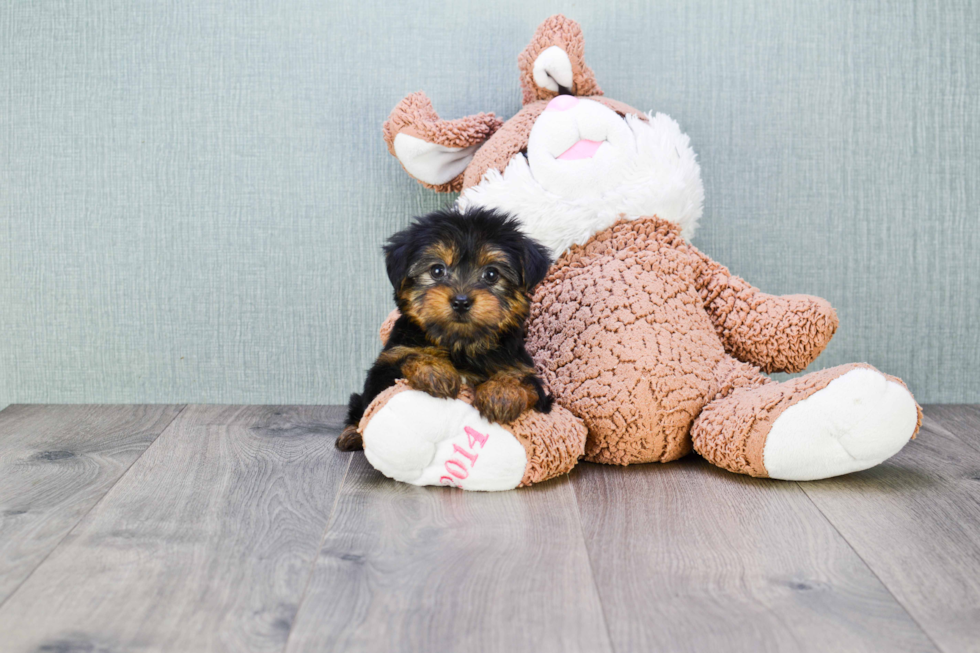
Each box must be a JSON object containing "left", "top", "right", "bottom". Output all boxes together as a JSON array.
[
  {"left": 429, "top": 264, "right": 446, "bottom": 279},
  {"left": 482, "top": 267, "right": 500, "bottom": 284}
]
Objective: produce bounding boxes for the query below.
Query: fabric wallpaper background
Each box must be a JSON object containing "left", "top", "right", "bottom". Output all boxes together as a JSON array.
[{"left": 1, "top": 0, "right": 977, "bottom": 404}]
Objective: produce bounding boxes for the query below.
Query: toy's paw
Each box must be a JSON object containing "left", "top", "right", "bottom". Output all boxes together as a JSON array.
[
  {"left": 361, "top": 390, "right": 527, "bottom": 491},
  {"left": 763, "top": 368, "right": 918, "bottom": 480}
]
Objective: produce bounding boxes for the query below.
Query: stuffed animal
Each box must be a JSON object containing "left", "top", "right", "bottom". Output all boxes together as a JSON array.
[{"left": 352, "top": 15, "right": 921, "bottom": 491}]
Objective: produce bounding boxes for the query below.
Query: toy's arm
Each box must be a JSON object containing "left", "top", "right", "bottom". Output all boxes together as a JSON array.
[
  {"left": 688, "top": 246, "right": 839, "bottom": 374},
  {"left": 379, "top": 309, "right": 401, "bottom": 345}
]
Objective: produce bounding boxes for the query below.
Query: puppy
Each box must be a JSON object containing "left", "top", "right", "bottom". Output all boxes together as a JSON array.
[{"left": 336, "top": 206, "right": 553, "bottom": 451}]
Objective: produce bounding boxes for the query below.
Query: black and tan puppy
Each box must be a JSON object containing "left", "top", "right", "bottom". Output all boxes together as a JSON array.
[{"left": 337, "top": 206, "right": 553, "bottom": 451}]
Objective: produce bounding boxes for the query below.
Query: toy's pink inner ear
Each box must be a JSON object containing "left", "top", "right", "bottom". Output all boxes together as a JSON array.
[{"left": 558, "top": 139, "right": 603, "bottom": 161}]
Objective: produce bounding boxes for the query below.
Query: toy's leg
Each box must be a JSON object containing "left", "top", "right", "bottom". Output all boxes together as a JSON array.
[
  {"left": 352, "top": 380, "right": 587, "bottom": 491},
  {"left": 692, "top": 363, "right": 921, "bottom": 480}
]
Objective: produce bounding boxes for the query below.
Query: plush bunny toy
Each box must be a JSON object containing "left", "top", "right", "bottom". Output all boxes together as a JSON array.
[{"left": 353, "top": 15, "right": 921, "bottom": 491}]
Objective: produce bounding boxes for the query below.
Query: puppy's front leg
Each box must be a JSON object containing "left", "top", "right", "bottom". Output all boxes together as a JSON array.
[
  {"left": 338, "top": 346, "right": 460, "bottom": 451},
  {"left": 473, "top": 367, "right": 544, "bottom": 424},
  {"left": 398, "top": 347, "right": 462, "bottom": 399}
]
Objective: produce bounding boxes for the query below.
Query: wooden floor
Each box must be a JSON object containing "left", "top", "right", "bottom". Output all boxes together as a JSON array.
[{"left": 0, "top": 405, "right": 978, "bottom": 652}]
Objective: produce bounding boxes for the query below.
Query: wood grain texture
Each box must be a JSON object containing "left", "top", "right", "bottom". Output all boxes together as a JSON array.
[
  {"left": 0, "top": 404, "right": 183, "bottom": 604},
  {"left": 920, "top": 404, "right": 980, "bottom": 455},
  {"left": 801, "top": 406, "right": 980, "bottom": 653},
  {"left": 284, "top": 457, "right": 612, "bottom": 653},
  {"left": 572, "top": 459, "right": 938, "bottom": 653},
  {"left": 0, "top": 405, "right": 351, "bottom": 653}
]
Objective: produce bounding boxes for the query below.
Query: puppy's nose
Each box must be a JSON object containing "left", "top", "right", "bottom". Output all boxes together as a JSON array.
[{"left": 450, "top": 295, "right": 473, "bottom": 313}]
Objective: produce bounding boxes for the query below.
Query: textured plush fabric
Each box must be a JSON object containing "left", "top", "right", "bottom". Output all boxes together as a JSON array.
[
  {"left": 517, "top": 14, "right": 603, "bottom": 104},
  {"left": 690, "top": 247, "right": 840, "bottom": 374},
  {"left": 692, "top": 363, "right": 923, "bottom": 477},
  {"left": 373, "top": 216, "right": 922, "bottom": 480},
  {"left": 1, "top": 1, "right": 978, "bottom": 406},
  {"left": 529, "top": 217, "right": 726, "bottom": 464},
  {"left": 383, "top": 92, "right": 503, "bottom": 192},
  {"left": 527, "top": 215, "right": 848, "bottom": 466},
  {"left": 508, "top": 399, "right": 588, "bottom": 487},
  {"left": 459, "top": 97, "right": 648, "bottom": 200},
  {"left": 358, "top": 378, "right": 587, "bottom": 487},
  {"left": 361, "top": 13, "right": 924, "bottom": 487},
  {"left": 461, "top": 101, "right": 549, "bottom": 191}
]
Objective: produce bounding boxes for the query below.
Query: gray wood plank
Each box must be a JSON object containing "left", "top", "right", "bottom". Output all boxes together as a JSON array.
[
  {"left": 284, "top": 456, "right": 613, "bottom": 653},
  {"left": 922, "top": 404, "right": 980, "bottom": 455},
  {"left": 801, "top": 406, "right": 980, "bottom": 653},
  {"left": 572, "top": 458, "right": 938, "bottom": 653},
  {"left": 0, "top": 404, "right": 184, "bottom": 604},
  {"left": 0, "top": 405, "right": 351, "bottom": 653}
]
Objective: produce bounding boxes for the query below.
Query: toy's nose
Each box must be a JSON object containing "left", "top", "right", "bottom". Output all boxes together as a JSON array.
[
  {"left": 450, "top": 295, "right": 472, "bottom": 313},
  {"left": 546, "top": 95, "right": 578, "bottom": 111}
]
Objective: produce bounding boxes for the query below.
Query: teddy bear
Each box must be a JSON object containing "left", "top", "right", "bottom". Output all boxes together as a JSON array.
[{"left": 351, "top": 15, "right": 921, "bottom": 491}]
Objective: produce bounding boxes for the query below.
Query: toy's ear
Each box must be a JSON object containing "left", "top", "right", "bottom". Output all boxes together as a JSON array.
[
  {"left": 520, "top": 236, "right": 552, "bottom": 289},
  {"left": 383, "top": 92, "right": 503, "bottom": 193},
  {"left": 518, "top": 15, "right": 603, "bottom": 105}
]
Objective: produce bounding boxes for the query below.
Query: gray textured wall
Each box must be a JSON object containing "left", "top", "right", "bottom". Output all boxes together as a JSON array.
[{"left": 1, "top": 0, "right": 978, "bottom": 405}]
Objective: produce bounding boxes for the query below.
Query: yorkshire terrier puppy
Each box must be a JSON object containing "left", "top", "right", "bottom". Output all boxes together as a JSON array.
[{"left": 336, "top": 206, "right": 554, "bottom": 451}]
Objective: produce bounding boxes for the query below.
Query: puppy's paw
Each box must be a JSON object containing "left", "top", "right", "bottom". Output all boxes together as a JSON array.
[
  {"left": 403, "top": 357, "right": 461, "bottom": 399},
  {"left": 474, "top": 376, "right": 534, "bottom": 424},
  {"left": 335, "top": 425, "right": 363, "bottom": 451}
]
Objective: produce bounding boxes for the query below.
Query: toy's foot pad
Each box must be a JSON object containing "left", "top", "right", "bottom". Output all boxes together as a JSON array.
[
  {"left": 763, "top": 368, "right": 918, "bottom": 480},
  {"left": 362, "top": 390, "right": 527, "bottom": 491}
]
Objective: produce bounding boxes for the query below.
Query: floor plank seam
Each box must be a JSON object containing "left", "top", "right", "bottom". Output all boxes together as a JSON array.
[
  {"left": 280, "top": 451, "right": 354, "bottom": 653},
  {"left": 0, "top": 404, "right": 188, "bottom": 613},
  {"left": 567, "top": 472, "right": 618, "bottom": 653},
  {"left": 793, "top": 480, "right": 945, "bottom": 653}
]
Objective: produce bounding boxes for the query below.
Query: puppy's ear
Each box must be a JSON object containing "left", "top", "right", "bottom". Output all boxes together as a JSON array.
[
  {"left": 383, "top": 228, "right": 415, "bottom": 290},
  {"left": 520, "top": 237, "right": 552, "bottom": 289}
]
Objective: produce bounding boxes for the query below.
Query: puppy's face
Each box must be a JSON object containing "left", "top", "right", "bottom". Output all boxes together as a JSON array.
[
  {"left": 384, "top": 208, "right": 551, "bottom": 352},
  {"left": 404, "top": 239, "right": 527, "bottom": 344}
]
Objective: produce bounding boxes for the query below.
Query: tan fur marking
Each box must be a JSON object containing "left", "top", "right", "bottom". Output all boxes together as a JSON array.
[
  {"left": 377, "top": 345, "right": 444, "bottom": 366},
  {"left": 411, "top": 286, "right": 457, "bottom": 329},
  {"left": 426, "top": 242, "right": 457, "bottom": 268},
  {"left": 468, "top": 289, "right": 505, "bottom": 329},
  {"left": 473, "top": 366, "right": 540, "bottom": 424},
  {"left": 477, "top": 247, "right": 508, "bottom": 268},
  {"left": 398, "top": 348, "right": 462, "bottom": 399}
]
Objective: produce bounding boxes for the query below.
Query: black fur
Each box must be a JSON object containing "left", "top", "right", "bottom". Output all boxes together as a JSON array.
[
  {"left": 383, "top": 206, "right": 551, "bottom": 291},
  {"left": 340, "top": 206, "right": 553, "bottom": 451}
]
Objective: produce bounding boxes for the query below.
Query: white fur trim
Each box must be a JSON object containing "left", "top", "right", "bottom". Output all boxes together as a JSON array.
[
  {"left": 532, "top": 46, "right": 573, "bottom": 92},
  {"left": 763, "top": 368, "right": 918, "bottom": 481},
  {"left": 362, "top": 391, "right": 527, "bottom": 491},
  {"left": 393, "top": 132, "right": 481, "bottom": 186},
  {"left": 458, "top": 109, "right": 704, "bottom": 258}
]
